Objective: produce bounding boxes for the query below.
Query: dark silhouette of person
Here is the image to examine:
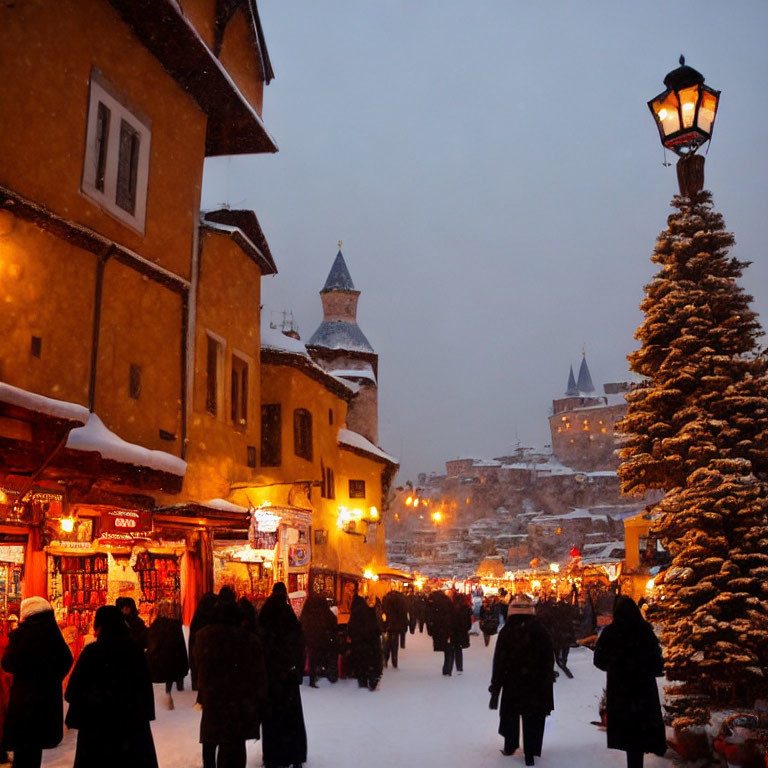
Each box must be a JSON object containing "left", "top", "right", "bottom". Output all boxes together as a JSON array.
[
  {"left": 593, "top": 596, "right": 666, "bottom": 768},
  {"left": 65, "top": 605, "right": 157, "bottom": 768},
  {"left": 1, "top": 596, "right": 72, "bottom": 768}
]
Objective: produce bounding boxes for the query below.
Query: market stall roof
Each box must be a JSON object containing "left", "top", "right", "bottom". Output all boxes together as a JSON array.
[
  {"left": 154, "top": 498, "right": 251, "bottom": 528},
  {"left": 0, "top": 383, "right": 89, "bottom": 425},
  {"left": 377, "top": 566, "right": 414, "bottom": 582}
]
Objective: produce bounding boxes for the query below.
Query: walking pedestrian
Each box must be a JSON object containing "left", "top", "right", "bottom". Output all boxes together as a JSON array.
[
  {"left": 346, "top": 595, "right": 382, "bottom": 690},
  {"left": 188, "top": 592, "right": 217, "bottom": 692},
  {"left": 146, "top": 599, "right": 189, "bottom": 709},
  {"left": 116, "top": 596, "right": 148, "bottom": 650},
  {"left": 194, "top": 597, "right": 268, "bottom": 768},
  {"left": 479, "top": 597, "right": 500, "bottom": 647},
  {"left": 300, "top": 595, "right": 338, "bottom": 687},
  {"left": 64, "top": 605, "right": 157, "bottom": 768},
  {"left": 259, "top": 582, "right": 307, "bottom": 768},
  {"left": 426, "top": 590, "right": 453, "bottom": 675},
  {"left": 1, "top": 596, "right": 73, "bottom": 768},
  {"left": 489, "top": 595, "right": 555, "bottom": 766},
  {"left": 381, "top": 589, "right": 407, "bottom": 668},
  {"left": 593, "top": 595, "right": 666, "bottom": 768}
]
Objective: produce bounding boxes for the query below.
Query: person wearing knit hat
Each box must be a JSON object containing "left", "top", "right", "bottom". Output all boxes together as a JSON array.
[
  {"left": 1, "top": 596, "right": 72, "bottom": 768},
  {"left": 488, "top": 593, "right": 555, "bottom": 766}
]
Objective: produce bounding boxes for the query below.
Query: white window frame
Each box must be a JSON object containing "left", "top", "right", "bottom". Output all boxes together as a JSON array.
[{"left": 82, "top": 70, "right": 151, "bottom": 233}]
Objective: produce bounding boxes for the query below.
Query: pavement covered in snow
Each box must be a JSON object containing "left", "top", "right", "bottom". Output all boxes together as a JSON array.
[{"left": 42, "top": 628, "right": 674, "bottom": 768}]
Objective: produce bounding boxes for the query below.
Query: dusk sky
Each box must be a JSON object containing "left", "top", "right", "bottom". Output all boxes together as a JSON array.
[{"left": 201, "top": 2, "right": 768, "bottom": 484}]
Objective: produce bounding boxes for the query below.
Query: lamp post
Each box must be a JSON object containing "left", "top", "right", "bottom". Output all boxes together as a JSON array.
[{"left": 648, "top": 56, "right": 720, "bottom": 197}]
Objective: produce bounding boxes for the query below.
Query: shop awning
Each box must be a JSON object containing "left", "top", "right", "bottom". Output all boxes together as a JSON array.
[{"left": 154, "top": 499, "right": 251, "bottom": 530}]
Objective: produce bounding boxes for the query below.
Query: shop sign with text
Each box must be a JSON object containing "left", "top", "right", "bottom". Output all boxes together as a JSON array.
[{"left": 98, "top": 508, "right": 152, "bottom": 543}]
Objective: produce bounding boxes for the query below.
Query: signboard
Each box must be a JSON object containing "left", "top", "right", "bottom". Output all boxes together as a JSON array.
[{"left": 98, "top": 508, "right": 151, "bottom": 544}]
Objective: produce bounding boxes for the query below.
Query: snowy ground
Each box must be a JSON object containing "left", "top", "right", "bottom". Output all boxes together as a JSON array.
[{"left": 42, "top": 628, "right": 674, "bottom": 768}]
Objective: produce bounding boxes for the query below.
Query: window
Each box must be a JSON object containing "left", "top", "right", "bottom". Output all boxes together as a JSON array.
[
  {"left": 247, "top": 446, "right": 257, "bottom": 468},
  {"left": 261, "top": 404, "right": 281, "bottom": 467},
  {"left": 30, "top": 336, "right": 42, "bottom": 358},
  {"left": 349, "top": 479, "right": 366, "bottom": 499},
  {"left": 129, "top": 363, "right": 141, "bottom": 400},
  {"left": 293, "top": 408, "right": 313, "bottom": 462},
  {"left": 231, "top": 355, "right": 248, "bottom": 427},
  {"left": 205, "top": 335, "right": 223, "bottom": 416},
  {"left": 328, "top": 408, "right": 334, "bottom": 425},
  {"left": 323, "top": 466, "right": 335, "bottom": 500},
  {"left": 82, "top": 70, "right": 151, "bottom": 232}
]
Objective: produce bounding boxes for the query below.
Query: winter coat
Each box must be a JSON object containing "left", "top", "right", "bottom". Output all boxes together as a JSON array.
[
  {"left": 450, "top": 596, "right": 472, "bottom": 649},
  {"left": 479, "top": 602, "right": 500, "bottom": 636},
  {"left": 426, "top": 591, "right": 453, "bottom": 652},
  {"left": 381, "top": 591, "right": 408, "bottom": 634},
  {"left": 346, "top": 597, "right": 382, "bottom": 681},
  {"left": 146, "top": 616, "right": 189, "bottom": 684},
  {"left": 116, "top": 598, "right": 147, "bottom": 651},
  {"left": 188, "top": 592, "right": 216, "bottom": 691},
  {"left": 1, "top": 610, "right": 73, "bottom": 750},
  {"left": 490, "top": 614, "right": 555, "bottom": 723},
  {"left": 259, "top": 593, "right": 307, "bottom": 768},
  {"left": 64, "top": 631, "right": 157, "bottom": 768},
  {"left": 193, "top": 622, "right": 268, "bottom": 745},
  {"left": 593, "top": 598, "right": 666, "bottom": 756},
  {"left": 300, "top": 596, "right": 337, "bottom": 655}
]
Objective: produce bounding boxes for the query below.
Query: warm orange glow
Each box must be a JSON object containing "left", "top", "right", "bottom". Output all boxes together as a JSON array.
[
  {"left": 413, "top": 498, "right": 420, "bottom": 508},
  {"left": 405, "top": 496, "right": 413, "bottom": 506},
  {"left": 368, "top": 506, "right": 379, "bottom": 520},
  {"left": 432, "top": 511, "right": 442, "bottom": 523},
  {"left": 60, "top": 517, "right": 75, "bottom": 533}
]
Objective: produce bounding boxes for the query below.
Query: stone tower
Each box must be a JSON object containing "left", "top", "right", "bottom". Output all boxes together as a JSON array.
[{"left": 307, "top": 249, "right": 379, "bottom": 444}]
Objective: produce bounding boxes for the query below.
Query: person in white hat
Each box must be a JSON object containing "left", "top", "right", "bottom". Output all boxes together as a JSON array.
[
  {"left": 488, "top": 595, "right": 555, "bottom": 766},
  {"left": 1, "top": 596, "right": 73, "bottom": 768}
]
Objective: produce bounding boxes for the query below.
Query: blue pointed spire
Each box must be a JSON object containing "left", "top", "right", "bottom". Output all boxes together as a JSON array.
[
  {"left": 566, "top": 365, "right": 579, "bottom": 396},
  {"left": 321, "top": 250, "right": 356, "bottom": 293},
  {"left": 577, "top": 353, "right": 595, "bottom": 393}
]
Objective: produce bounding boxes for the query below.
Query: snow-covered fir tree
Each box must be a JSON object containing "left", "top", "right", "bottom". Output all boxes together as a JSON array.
[{"left": 617, "top": 189, "right": 768, "bottom": 727}]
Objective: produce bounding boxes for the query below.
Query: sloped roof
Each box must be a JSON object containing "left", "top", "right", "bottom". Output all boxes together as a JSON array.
[
  {"left": 201, "top": 209, "right": 277, "bottom": 275},
  {"left": 307, "top": 320, "right": 374, "bottom": 353},
  {"left": 577, "top": 355, "right": 595, "bottom": 393},
  {"left": 321, "top": 250, "right": 357, "bottom": 293},
  {"left": 566, "top": 365, "right": 578, "bottom": 396}
]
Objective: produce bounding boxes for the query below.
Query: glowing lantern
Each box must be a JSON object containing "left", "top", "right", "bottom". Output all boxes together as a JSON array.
[
  {"left": 405, "top": 496, "right": 413, "bottom": 506},
  {"left": 432, "top": 511, "right": 442, "bottom": 523},
  {"left": 648, "top": 56, "right": 720, "bottom": 157},
  {"left": 60, "top": 517, "right": 75, "bottom": 533}
]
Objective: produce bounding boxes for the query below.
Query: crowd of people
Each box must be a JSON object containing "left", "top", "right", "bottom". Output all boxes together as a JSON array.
[{"left": 0, "top": 583, "right": 665, "bottom": 768}]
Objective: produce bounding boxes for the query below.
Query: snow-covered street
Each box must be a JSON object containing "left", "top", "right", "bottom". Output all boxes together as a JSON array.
[{"left": 42, "top": 628, "right": 673, "bottom": 768}]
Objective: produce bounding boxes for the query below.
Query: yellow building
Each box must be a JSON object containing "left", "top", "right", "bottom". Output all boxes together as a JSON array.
[{"left": 0, "top": 1, "right": 277, "bottom": 634}]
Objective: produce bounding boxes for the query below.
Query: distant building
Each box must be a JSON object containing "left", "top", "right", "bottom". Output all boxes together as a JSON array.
[{"left": 307, "top": 250, "right": 379, "bottom": 445}]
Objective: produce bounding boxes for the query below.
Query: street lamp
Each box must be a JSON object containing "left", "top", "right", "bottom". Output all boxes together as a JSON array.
[{"left": 648, "top": 56, "right": 720, "bottom": 196}]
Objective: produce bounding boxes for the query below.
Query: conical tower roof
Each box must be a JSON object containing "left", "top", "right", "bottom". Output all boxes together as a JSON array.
[
  {"left": 577, "top": 354, "right": 595, "bottom": 393},
  {"left": 565, "top": 365, "right": 579, "bottom": 396},
  {"left": 321, "top": 250, "right": 357, "bottom": 293}
]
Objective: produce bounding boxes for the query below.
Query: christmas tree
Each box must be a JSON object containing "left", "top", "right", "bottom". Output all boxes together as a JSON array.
[{"left": 617, "top": 189, "right": 768, "bottom": 727}]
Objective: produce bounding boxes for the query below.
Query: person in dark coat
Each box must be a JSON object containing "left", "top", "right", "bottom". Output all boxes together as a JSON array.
[
  {"left": 426, "top": 590, "right": 453, "bottom": 674},
  {"left": 446, "top": 591, "right": 472, "bottom": 674},
  {"left": 346, "top": 596, "right": 383, "bottom": 690},
  {"left": 194, "top": 598, "right": 268, "bottom": 768},
  {"left": 593, "top": 596, "right": 666, "bottom": 768},
  {"left": 116, "top": 596, "right": 148, "bottom": 651},
  {"left": 381, "top": 590, "right": 408, "bottom": 668},
  {"left": 146, "top": 599, "right": 189, "bottom": 709},
  {"left": 406, "top": 591, "right": 426, "bottom": 634},
  {"left": 300, "top": 595, "right": 338, "bottom": 687},
  {"left": 259, "top": 582, "right": 307, "bottom": 768},
  {"left": 65, "top": 605, "right": 157, "bottom": 768},
  {"left": 189, "top": 592, "right": 217, "bottom": 691},
  {"left": 237, "top": 596, "right": 259, "bottom": 634},
  {"left": 1, "top": 596, "right": 73, "bottom": 768},
  {"left": 479, "top": 597, "right": 500, "bottom": 647},
  {"left": 489, "top": 595, "right": 555, "bottom": 766}
]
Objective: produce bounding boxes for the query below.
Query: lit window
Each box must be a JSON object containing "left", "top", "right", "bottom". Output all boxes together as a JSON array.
[{"left": 82, "top": 70, "right": 151, "bottom": 232}]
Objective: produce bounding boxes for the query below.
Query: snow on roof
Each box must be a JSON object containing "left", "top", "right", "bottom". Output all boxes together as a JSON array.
[
  {"left": 337, "top": 428, "right": 398, "bottom": 464},
  {"left": 533, "top": 507, "right": 608, "bottom": 523},
  {"left": 307, "top": 320, "right": 374, "bottom": 354},
  {"left": 326, "top": 363, "right": 377, "bottom": 384},
  {"left": 203, "top": 498, "right": 250, "bottom": 514},
  {"left": 261, "top": 317, "right": 311, "bottom": 356},
  {"left": 66, "top": 413, "right": 187, "bottom": 476},
  {"left": 0, "top": 383, "right": 89, "bottom": 424}
]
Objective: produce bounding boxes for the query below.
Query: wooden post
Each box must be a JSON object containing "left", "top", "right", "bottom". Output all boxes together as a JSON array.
[{"left": 676, "top": 154, "right": 705, "bottom": 198}]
